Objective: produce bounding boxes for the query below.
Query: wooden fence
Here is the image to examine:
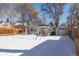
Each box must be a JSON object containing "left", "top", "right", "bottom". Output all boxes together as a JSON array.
[
  {"left": 67, "top": 20, "right": 79, "bottom": 55},
  {"left": 0, "top": 26, "right": 23, "bottom": 35}
]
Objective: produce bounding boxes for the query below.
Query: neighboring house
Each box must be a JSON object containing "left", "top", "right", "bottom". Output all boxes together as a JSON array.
[
  {"left": 56, "top": 25, "right": 66, "bottom": 36},
  {"left": 14, "top": 22, "right": 28, "bottom": 34},
  {"left": 36, "top": 25, "right": 51, "bottom": 36},
  {"left": 27, "top": 25, "right": 54, "bottom": 36}
]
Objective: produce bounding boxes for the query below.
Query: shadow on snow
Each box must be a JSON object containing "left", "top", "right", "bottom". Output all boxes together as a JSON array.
[{"left": 0, "top": 36, "right": 76, "bottom": 56}]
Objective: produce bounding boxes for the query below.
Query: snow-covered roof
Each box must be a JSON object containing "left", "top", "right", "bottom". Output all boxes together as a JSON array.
[
  {"left": 14, "top": 23, "right": 21, "bottom": 26},
  {"left": 0, "top": 23, "right": 6, "bottom": 27},
  {"left": 14, "top": 22, "right": 28, "bottom": 26}
]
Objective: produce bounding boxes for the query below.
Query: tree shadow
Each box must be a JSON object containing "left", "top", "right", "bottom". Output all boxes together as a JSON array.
[
  {"left": 20, "top": 36, "right": 76, "bottom": 56},
  {"left": 0, "top": 48, "right": 26, "bottom": 53},
  {"left": 0, "top": 36, "right": 76, "bottom": 56}
]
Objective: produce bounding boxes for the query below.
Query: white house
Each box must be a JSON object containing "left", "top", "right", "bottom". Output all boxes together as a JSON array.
[{"left": 56, "top": 25, "right": 66, "bottom": 36}]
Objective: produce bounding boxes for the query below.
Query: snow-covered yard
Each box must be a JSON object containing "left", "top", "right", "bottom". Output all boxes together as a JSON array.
[{"left": 0, "top": 35, "right": 76, "bottom": 56}]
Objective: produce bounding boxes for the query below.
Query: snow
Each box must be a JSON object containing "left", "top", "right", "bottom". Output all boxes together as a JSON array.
[
  {"left": 0, "top": 52, "right": 23, "bottom": 56},
  {"left": 0, "top": 35, "right": 76, "bottom": 56}
]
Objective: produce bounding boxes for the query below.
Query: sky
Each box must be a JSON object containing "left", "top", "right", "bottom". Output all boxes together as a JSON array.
[
  {"left": 33, "top": 3, "right": 71, "bottom": 24},
  {"left": 0, "top": 3, "right": 72, "bottom": 25},
  {"left": 60, "top": 3, "right": 71, "bottom": 24}
]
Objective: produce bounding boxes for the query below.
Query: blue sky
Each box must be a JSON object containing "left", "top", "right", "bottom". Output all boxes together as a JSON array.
[
  {"left": 0, "top": 3, "right": 71, "bottom": 25},
  {"left": 60, "top": 3, "right": 71, "bottom": 24},
  {"left": 33, "top": 3, "right": 71, "bottom": 24}
]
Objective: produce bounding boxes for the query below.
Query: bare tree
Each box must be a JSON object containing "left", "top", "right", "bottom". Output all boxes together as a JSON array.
[
  {"left": 67, "top": 3, "right": 79, "bottom": 39},
  {"left": 0, "top": 3, "right": 16, "bottom": 25},
  {"left": 42, "top": 3, "right": 65, "bottom": 34},
  {"left": 68, "top": 4, "right": 79, "bottom": 27},
  {"left": 33, "top": 15, "right": 46, "bottom": 25},
  {"left": 15, "top": 3, "right": 38, "bottom": 25},
  {"left": 14, "top": 3, "right": 39, "bottom": 34}
]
